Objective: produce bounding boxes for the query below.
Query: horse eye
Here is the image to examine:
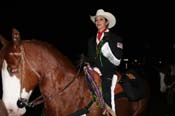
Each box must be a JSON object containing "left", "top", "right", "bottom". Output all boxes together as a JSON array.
[{"left": 7, "top": 67, "right": 11, "bottom": 73}]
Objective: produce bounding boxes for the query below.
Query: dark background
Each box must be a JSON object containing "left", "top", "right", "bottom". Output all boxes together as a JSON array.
[
  {"left": 0, "top": 1, "right": 174, "bottom": 63},
  {"left": 0, "top": 1, "right": 175, "bottom": 115}
]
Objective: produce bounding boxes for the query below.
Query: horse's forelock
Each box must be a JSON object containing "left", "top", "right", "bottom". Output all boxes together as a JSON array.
[{"left": 11, "top": 28, "right": 22, "bottom": 50}]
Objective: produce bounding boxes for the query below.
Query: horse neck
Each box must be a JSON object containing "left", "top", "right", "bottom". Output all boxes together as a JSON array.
[
  {"left": 22, "top": 41, "right": 77, "bottom": 79},
  {"left": 22, "top": 41, "right": 94, "bottom": 114},
  {"left": 21, "top": 41, "right": 89, "bottom": 94}
]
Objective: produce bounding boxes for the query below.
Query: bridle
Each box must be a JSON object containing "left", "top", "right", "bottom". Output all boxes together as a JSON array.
[
  {"left": 8, "top": 45, "right": 42, "bottom": 108},
  {"left": 8, "top": 44, "right": 83, "bottom": 108}
]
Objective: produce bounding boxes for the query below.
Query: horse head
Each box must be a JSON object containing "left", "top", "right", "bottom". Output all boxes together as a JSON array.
[{"left": 0, "top": 28, "right": 39, "bottom": 116}]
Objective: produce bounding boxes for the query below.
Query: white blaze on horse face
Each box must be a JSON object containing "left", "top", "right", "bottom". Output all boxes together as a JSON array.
[
  {"left": 1, "top": 60, "right": 32, "bottom": 116},
  {"left": 159, "top": 72, "right": 167, "bottom": 92}
]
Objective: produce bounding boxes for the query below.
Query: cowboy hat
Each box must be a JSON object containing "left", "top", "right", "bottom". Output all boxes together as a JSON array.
[{"left": 90, "top": 9, "right": 116, "bottom": 29}]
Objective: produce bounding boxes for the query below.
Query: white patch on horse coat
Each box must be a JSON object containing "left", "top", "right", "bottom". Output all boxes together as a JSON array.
[
  {"left": 1, "top": 60, "right": 32, "bottom": 115},
  {"left": 159, "top": 72, "right": 167, "bottom": 92}
]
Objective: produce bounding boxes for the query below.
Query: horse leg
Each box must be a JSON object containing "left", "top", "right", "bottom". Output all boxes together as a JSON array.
[
  {"left": 131, "top": 98, "right": 148, "bottom": 116},
  {"left": 115, "top": 97, "right": 132, "bottom": 116}
]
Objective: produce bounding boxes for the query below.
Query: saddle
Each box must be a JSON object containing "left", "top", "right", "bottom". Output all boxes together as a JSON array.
[{"left": 119, "top": 70, "right": 145, "bottom": 101}]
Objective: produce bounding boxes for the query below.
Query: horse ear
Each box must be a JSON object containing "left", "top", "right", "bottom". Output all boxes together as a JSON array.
[
  {"left": 0, "top": 35, "right": 9, "bottom": 47},
  {"left": 12, "top": 28, "right": 21, "bottom": 47}
]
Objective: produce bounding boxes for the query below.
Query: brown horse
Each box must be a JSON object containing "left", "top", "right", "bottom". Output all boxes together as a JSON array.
[
  {"left": 0, "top": 28, "right": 149, "bottom": 116},
  {"left": 0, "top": 29, "right": 104, "bottom": 116}
]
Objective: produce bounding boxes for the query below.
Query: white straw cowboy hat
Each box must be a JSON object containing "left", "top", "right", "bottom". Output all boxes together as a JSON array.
[{"left": 90, "top": 9, "right": 116, "bottom": 29}]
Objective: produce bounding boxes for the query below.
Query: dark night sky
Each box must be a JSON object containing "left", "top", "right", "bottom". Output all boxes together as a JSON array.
[{"left": 0, "top": 1, "right": 174, "bottom": 62}]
